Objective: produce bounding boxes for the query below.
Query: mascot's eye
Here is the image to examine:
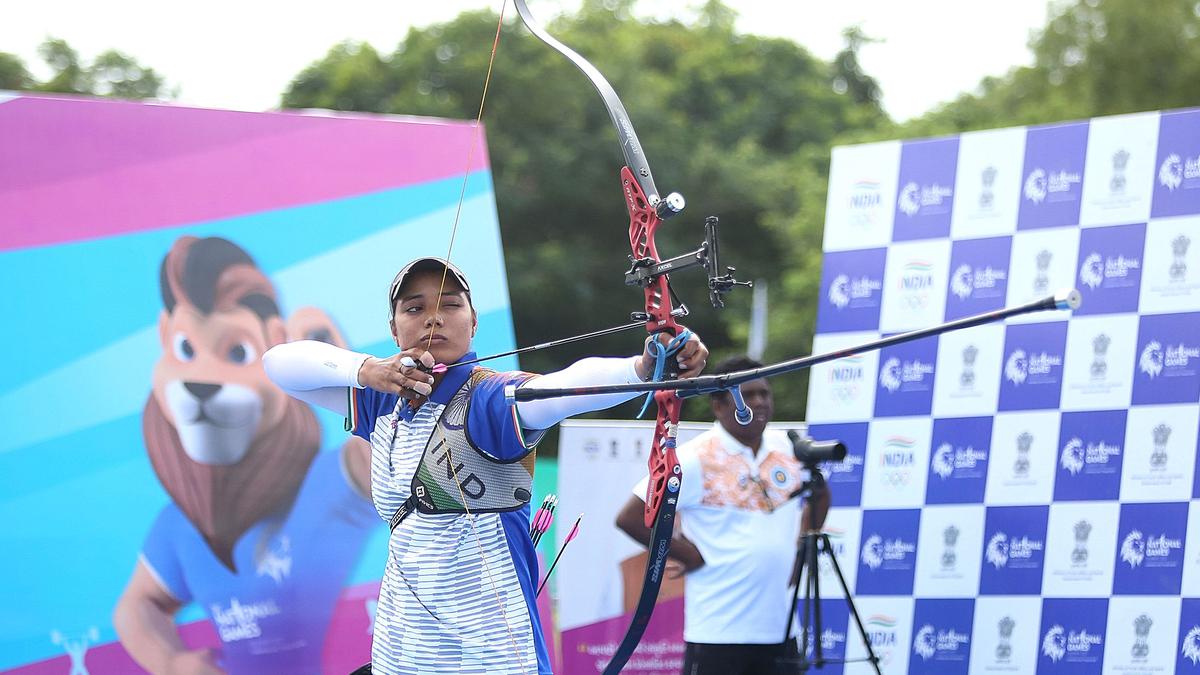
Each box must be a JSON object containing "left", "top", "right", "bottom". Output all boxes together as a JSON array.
[
  {"left": 228, "top": 341, "right": 258, "bottom": 365},
  {"left": 172, "top": 333, "right": 195, "bottom": 362}
]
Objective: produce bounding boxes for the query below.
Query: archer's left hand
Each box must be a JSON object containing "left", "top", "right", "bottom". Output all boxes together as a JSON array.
[{"left": 636, "top": 327, "right": 708, "bottom": 381}]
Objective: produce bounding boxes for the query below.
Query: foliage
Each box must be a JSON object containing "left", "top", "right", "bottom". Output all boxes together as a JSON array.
[
  {"left": 1, "top": 38, "right": 170, "bottom": 100},
  {"left": 282, "top": 0, "right": 888, "bottom": 423}
]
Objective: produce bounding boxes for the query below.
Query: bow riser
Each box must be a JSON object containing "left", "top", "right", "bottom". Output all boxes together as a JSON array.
[
  {"left": 644, "top": 390, "right": 682, "bottom": 528},
  {"left": 623, "top": 167, "right": 678, "bottom": 335}
]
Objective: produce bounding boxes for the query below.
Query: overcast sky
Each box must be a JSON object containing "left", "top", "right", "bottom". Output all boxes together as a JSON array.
[{"left": 2, "top": 0, "right": 1054, "bottom": 121}]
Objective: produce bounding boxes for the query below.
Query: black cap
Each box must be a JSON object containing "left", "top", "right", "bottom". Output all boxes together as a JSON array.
[{"left": 388, "top": 257, "right": 472, "bottom": 321}]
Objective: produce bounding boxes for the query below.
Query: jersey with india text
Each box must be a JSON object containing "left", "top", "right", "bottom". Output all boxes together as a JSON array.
[{"left": 348, "top": 353, "right": 550, "bottom": 675}]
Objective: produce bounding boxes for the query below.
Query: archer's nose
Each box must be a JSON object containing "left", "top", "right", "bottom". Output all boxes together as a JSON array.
[{"left": 184, "top": 382, "right": 221, "bottom": 401}]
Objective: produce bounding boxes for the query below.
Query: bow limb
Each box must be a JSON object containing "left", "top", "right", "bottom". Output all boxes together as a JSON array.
[{"left": 512, "top": 2, "right": 682, "bottom": 672}]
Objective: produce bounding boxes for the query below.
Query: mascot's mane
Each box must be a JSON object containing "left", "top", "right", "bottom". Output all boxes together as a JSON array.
[{"left": 147, "top": 236, "right": 319, "bottom": 572}]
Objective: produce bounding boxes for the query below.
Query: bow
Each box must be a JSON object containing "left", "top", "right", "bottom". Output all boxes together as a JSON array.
[{"left": 509, "top": 2, "right": 748, "bottom": 671}]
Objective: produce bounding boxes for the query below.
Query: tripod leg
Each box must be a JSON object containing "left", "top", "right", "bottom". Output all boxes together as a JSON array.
[
  {"left": 820, "top": 534, "right": 882, "bottom": 675},
  {"left": 783, "top": 537, "right": 806, "bottom": 645},
  {"left": 809, "top": 535, "right": 823, "bottom": 666}
]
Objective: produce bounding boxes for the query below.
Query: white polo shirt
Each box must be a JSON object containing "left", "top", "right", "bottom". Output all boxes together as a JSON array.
[{"left": 632, "top": 422, "right": 809, "bottom": 644}]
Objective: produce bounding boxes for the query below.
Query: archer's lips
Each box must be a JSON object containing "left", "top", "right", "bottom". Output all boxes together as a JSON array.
[{"left": 424, "top": 334, "right": 448, "bottom": 344}]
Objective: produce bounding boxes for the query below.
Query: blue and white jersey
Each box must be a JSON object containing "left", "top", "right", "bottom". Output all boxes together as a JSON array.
[{"left": 347, "top": 352, "right": 550, "bottom": 675}]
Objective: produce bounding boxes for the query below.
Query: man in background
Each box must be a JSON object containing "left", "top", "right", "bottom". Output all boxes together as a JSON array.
[{"left": 616, "top": 355, "right": 831, "bottom": 675}]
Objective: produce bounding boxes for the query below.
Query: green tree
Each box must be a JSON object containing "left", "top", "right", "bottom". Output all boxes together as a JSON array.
[
  {"left": 0, "top": 52, "right": 33, "bottom": 90},
  {"left": 283, "top": 0, "right": 888, "bottom": 422},
  {"left": 900, "top": 0, "right": 1200, "bottom": 137},
  {"left": 1, "top": 38, "right": 172, "bottom": 99}
]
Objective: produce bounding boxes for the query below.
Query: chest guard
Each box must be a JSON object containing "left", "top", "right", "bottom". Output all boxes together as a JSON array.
[{"left": 390, "top": 368, "right": 535, "bottom": 531}]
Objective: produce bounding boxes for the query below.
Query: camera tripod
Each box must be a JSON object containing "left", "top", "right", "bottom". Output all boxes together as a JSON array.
[{"left": 778, "top": 470, "right": 881, "bottom": 674}]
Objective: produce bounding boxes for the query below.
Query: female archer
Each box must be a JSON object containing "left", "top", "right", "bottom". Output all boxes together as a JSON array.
[{"left": 263, "top": 256, "right": 708, "bottom": 675}]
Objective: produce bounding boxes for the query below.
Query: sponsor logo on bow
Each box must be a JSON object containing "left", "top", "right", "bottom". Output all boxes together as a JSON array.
[{"left": 1159, "top": 153, "right": 1200, "bottom": 191}]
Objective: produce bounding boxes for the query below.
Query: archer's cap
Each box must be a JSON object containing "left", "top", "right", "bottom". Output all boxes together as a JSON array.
[{"left": 388, "top": 257, "right": 472, "bottom": 320}]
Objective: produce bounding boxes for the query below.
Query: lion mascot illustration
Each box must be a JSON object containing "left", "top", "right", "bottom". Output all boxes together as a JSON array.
[{"left": 114, "top": 236, "right": 378, "bottom": 675}]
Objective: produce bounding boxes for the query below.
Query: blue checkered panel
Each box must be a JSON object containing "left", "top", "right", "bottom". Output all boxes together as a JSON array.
[{"left": 806, "top": 108, "right": 1200, "bottom": 673}]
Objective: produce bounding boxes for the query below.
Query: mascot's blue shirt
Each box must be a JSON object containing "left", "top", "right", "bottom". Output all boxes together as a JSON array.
[{"left": 141, "top": 449, "right": 378, "bottom": 674}]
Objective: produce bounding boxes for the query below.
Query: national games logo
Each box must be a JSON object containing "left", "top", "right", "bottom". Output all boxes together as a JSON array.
[
  {"left": 913, "top": 624, "right": 936, "bottom": 660},
  {"left": 1042, "top": 625, "right": 1067, "bottom": 662},
  {"left": 1005, "top": 350, "right": 1028, "bottom": 385},
  {"left": 1159, "top": 153, "right": 1200, "bottom": 191},
  {"left": 1182, "top": 626, "right": 1200, "bottom": 665}
]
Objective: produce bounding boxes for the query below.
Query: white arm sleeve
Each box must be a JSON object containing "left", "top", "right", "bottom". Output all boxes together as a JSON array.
[
  {"left": 515, "top": 356, "right": 644, "bottom": 430},
  {"left": 262, "top": 340, "right": 371, "bottom": 416}
]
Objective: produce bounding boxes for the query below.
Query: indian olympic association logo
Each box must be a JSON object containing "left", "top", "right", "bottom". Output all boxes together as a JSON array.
[
  {"left": 913, "top": 625, "right": 936, "bottom": 660},
  {"left": 1182, "top": 626, "right": 1200, "bottom": 665},
  {"left": 862, "top": 534, "right": 885, "bottom": 570},
  {"left": 879, "top": 358, "right": 903, "bottom": 392},
  {"left": 898, "top": 182, "right": 922, "bottom": 216},
  {"left": 1005, "top": 349, "right": 1028, "bottom": 385},
  {"left": 1025, "top": 168, "right": 1049, "bottom": 204},
  {"left": 829, "top": 274, "right": 851, "bottom": 309},
  {"left": 986, "top": 532, "right": 1009, "bottom": 568},
  {"left": 932, "top": 443, "right": 955, "bottom": 479},
  {"left": 1139, "top": 341, "right": 1164, "bottom": 378},
  {"left": 1079, "top": 252, "right": 1105, "bottom": 290},
  {"left": 1042, "top": 625, "right": 1067, "bottom": 662},
  {"left": 950, "top": 264, "right": 974, "bottom": 300}
]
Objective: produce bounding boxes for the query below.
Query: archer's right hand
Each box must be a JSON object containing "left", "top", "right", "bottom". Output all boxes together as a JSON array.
[{"left": 358, "top": 349, "right": 437, "bottom": 400}]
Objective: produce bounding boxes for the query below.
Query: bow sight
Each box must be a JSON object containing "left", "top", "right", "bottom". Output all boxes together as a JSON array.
[{"left": 624, "top": 215, "right": 752, "bottom": 311}]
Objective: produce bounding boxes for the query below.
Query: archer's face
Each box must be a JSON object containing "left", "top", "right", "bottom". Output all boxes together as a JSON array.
[{"left": 389, "top": 270, "right": 477, "bottom": 364}]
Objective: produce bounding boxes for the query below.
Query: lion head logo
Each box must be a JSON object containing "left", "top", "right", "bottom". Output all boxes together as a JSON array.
[
  {"left": 879, "top": 358, "right": 903, "bottom": 393},
  {"left": 1024, "top": 168, "right": 1048, "bottom": 204},
  {"left": 986, "top": 532, "right": 1009, "bottom": 569},
  {"left": 1042, "top": 625, "right": 1066, "bottom": 662},
  {"left": 913, "top": 625, "right": 936, "bottom": 660},
  {"left": 1160, "top": 153, "right": 1184, "bottom": 191},
  {"left": 1121, "top": 530, "right": 1146, "bottom": 568},
  {"left": 931, "top": 443, "right": 955, "bottom": 480},
  {"left": 1140, "top": 341, "right": 1164, "bottom": 378},
  {"left": 898, "top": 182, "right": 921, "bottom": 216},
  {"left": 828, "top": 274, "right": 851, "bottom": 309},
  {"left": 861, "top": 534, "right": 884, "bottom": 570},
  {"left": 1005, "top": 349, "right": 1028, "bottom": 385},
  {"left": 950, "top": 264, "right": 974, "bottom": 300},
  {"left": 1182, "top": 626, "right": 1200, "bottom": 665},
  {"left": 1060, "top": 438, "right": 1086, "bottom": 476},
  {"left": 1079, "top": 252, "right": 1104, "bottom": 290}
]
